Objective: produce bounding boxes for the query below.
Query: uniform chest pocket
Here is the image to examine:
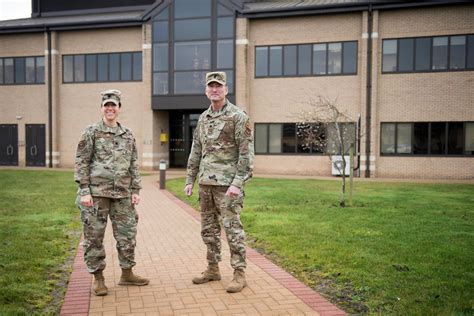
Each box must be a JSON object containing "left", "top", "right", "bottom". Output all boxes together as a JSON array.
[
  {"left": 205, "top": 121, "right": 227, "bottom": 141},
  {"left": 115, "top": 136, "right": 134, "bottom": 158}
]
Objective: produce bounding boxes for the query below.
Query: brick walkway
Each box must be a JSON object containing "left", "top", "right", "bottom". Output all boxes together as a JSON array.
[{"left": 61, "top": 176, "right": 345, "bottom": 316}]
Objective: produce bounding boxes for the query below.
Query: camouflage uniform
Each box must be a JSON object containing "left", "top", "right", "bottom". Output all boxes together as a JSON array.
[
  {"left": 75, "top": 120, "right": 141, "bottom": 273},
  {"left": 186, "top": 100, "right": 254, "bottom": 270}
]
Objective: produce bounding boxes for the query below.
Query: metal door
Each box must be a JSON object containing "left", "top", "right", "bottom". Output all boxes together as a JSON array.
[
  {"left": 26, "top": 124, "right": 46, "bottom": 166},
  {"left": 0, "top": 124, "right": 18, "bottom": 165}
]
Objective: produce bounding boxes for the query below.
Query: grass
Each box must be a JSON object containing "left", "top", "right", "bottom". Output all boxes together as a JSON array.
[
  {"left": 166, "top": 177, "right": 474, "bottom": 315},
  {"left": 0, "top": 170, "right": 81, "bottom": 315}
]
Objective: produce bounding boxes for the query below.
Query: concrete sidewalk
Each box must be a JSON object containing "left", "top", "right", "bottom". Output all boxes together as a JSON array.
[{"left": 60, "top": 176, "right": 345, "bottom": 316}]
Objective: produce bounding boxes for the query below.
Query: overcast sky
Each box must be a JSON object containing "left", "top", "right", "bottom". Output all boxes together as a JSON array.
[{"left": 0, "top": 0, "right": 31, "bottom": 21}]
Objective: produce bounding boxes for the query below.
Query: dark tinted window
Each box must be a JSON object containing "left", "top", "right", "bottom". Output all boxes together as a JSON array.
[
  {"left": 343, "top": 41, "right": 357, "bottom": 74},
  {"left": 153, "top": 72, "right": 168, "bottom": 95},
  {"left": 255, "top": 124, "right": 268, "bottom": 154},
  {"left": 15, "top": 58, "right": 25, "bottom": 84},
  {"left": 0, "top": 59, "right": 3, "bottom": 84},
  {"left": 255, "top": 47, "right": 268, "bottom": 77},
  {"left": 74, "top": 55, "right": 85, "bottom": 82},
  {"left": 398, "top": 38, "right": 414, "bottom": 72},
  {"left": 313, "top": 44, "right": 327, "bottom": 75},
  {"left": 382, "top": 40, "right": 397, "bottom": 72},
  {"left": 5, "top": 58, "right": 14, "bottom": 84},
  {"left": 63, "top": 56, "right": 73, "bottom": 82},
  {"left": 327, "top": 43, "right": 342, "bottom": 74},
  {"left": 120, "top": 53, "right": 132, "bottom": 81},
  {"left": 447, "top": 122, "right": 464, "bottom": 154},
  {"left": 174, "top": 0, "right": 210, "bottom": 18},
  {"left": 174, "top": 19, "right": 211, "bottom": 41},
  {"left": 86, "top": 54, "right": 97, "bottom": 82},
  {"left": 283, "top": 45, "right": 297, "bottom": 76},
  {"left": 282, "top": 123, "right": 296, "bottom": 153},
  {"left": 449, "top": 36, "right": 466, "bottom": 70},
  {"left": 174, "top": 41, "right": 211, "bottom": 71},
  {"left": 25, "top": 57, "right": 35, "bottom": 83},
  {"left": 153, "top": 21, "right": 168, "bottom": 42},
  {"left": 98, "top": 54, "right": 108, "bottom": 81},
  {"left": 413, "top": 123, "right": 428, "bottom": 154},
  {"left": 430, "top": 122, "right": 446, "bottom": 154},
  {"left": 133, "top": 52, "right": 142, "bottom": 81},
  {"left": 415, "top": 37, "right": 431, "bottom": 71},
  {"left": 217, "top": 40, "right": 233, "bottom": 69},
  {"left": 432, "top": 37, "right": 448, "bottom": 70},
  {"left": 269, "top": 46, "right": 282, "bottom": 76},
  {"left": 381, "top": 123, "right": 395, "bottom": 154},
  {"left": 154, "top": 44, "right": 168, "bottom": 71},
  {"left": 36, "top": 57, "right": 44, "bottom": 83},
  {"left": 298, "top": 44, "right": 312, "bottom": 75},
  {"left": 109, "top": 53, "right": 120, "bottom": 81},
  {"left": 217, "top": 17, "right": 233, "bottom": 38},
  {"left": 468, "top": 35, "right": 474, "bottom": 69},
  {"left": 174, "top": 71, "right": 206, "bottom": 94}
]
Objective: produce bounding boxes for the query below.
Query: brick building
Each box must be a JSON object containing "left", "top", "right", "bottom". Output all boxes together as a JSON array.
[{"left": 0, "top": 0, "right": 473, "bottom": 179}]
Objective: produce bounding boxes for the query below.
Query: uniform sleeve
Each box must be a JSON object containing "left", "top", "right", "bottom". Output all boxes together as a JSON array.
[
  {"left": 129, "top": 137, "right": 142, "bottom": 195},
  {"left": 185, "top": 121, "right": 203, "bottom": 186},
  {"left": 74, "top": 129, "right": 94, "bottom": 196},
  {"left": 231, "top": 114, "right": 254, "bottom": 188}
]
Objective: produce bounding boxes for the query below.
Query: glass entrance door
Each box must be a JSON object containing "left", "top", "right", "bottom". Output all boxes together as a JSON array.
[{"left": 169, "top": 112, "right": 201, "bottom": 167}]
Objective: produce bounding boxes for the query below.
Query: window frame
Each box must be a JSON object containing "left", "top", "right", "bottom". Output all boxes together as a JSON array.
[
  {"left": 255, "top": 122, "right": 355, "bottom": 156},
  {"left": 255, "top": 40, "right": 358, "bottom": 79},
  {"left": 380, "top": 122, "right": 474, "bottom": 157},
  {"left": 62, "top": 51, "right": 142, "bottom": 84},
  {"left": 0, "top": 55, "right": 45, "bottom": 85},
  {"left": 382, "top": 34, "right": 474, "bottom": 74},
  {"left": 152, "top": 0, "right": 236, "bottom": 97}
]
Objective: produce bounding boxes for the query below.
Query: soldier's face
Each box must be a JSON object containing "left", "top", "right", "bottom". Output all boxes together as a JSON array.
[
  {"left": 205, "top": 82, "right": 228, "bottom": 103},
  {"left": 101, "top": 102, "right": 120, "bottom": 123}
]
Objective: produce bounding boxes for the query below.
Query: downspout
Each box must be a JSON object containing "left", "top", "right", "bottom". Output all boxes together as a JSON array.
[
  {"left": 47, "top": 29, "right": 53, "bottom": 168},
  {"left": 364, "top": 4, "right": 373, "bottom": 178}
]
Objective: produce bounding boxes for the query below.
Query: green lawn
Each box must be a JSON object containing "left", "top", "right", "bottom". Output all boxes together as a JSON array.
[
  {"left": 0, "top": 170, "right": 81, "bottom": 315},
  {"left": 166, "top": 177, "right": 474, "bottom": 315}
]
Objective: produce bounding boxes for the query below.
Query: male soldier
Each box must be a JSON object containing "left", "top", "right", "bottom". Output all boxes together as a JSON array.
[
  {"left": 75, "top": 89, "right": 149, "bottom": 296},
  {"left": 184, "top": 72, "right": 254, "bottom": 293}
]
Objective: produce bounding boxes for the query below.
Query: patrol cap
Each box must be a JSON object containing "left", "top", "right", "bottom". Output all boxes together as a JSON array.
[
  {"left": 205, "top": 71, "right": 226, "bottom": 86},
  {"left": 100, "top": 89, "right": 121, "bottom": 107}
]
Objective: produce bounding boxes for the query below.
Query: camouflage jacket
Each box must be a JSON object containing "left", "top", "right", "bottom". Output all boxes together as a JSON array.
[
  {"left": 74, "top": 120, "right": 141, "bottom": 198},
  {"left": 185, "top": 100, "right": 254, "bottom": 188}
]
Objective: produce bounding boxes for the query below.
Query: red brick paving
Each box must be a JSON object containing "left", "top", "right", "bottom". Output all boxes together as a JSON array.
[{"left": 61, "top": 176, "right": 346, "bottom": 315}]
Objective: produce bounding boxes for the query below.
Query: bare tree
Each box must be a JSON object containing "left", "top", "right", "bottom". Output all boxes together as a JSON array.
[{"left": 295, "top": 96, "right": 359, "bottom": 207}]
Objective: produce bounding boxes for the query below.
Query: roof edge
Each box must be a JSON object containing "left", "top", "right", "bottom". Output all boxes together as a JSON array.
[{"left": 242, "top": 0, "right": 472, "bottom": 19}]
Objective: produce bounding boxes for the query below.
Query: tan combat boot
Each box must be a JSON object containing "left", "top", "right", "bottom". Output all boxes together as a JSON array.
[
  {"left": 92, "top": 271, "right": 108, "bottom": 296},
  {"left": 226, "top": 269, "right": 247, "bottom": 293},
  {"left": 192, "top": 264, "right": 221, "bottom": 284},
  {"left": 118, "top": 268, "right": 150, "bottom": 286}
]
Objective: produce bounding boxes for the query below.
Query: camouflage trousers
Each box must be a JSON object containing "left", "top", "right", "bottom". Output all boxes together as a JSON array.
[
  {"left": 199, "top": 185, "right": 247, "bottom": 270},
  {"left": 76, "top": 196, "right": 138, "bottom": 273}
]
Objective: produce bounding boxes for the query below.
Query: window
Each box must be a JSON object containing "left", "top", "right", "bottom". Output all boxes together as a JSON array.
[
  {"left": 383, "top": 34, "right": 474, "bottom": 73},
  {"left": 255, "top": 47, "right": 268, "bottom": 77},
  {"left": 381, "top": 122, "right": 474, "bottom": 156},
  {"left": 152, "top": 0, "right": 235, "bottom": 96},
  {"left": 256, "top": 40, "right": 357, "bottom": 78},
  {"left": 0, "top": 56, "right": 44, "bottom": 85},
  {"left": 255, "top": 122, "right": 355, "bottom": 155},
  {"left": 269, "top": 46, "right": 283, "bottom": 76},
  {"left": 62, "top": 52, "right": 142, "bottom": 83}
]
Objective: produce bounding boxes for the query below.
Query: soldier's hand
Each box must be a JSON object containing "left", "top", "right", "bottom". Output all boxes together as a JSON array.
[
  {"left": 225, "top": 185, "right": 241, "bottom": 198},
  {"left": 80, "top": 194, "right": 93, "bottom": 207},
  {"left": 132, "top": 194, "right": 140, "bottom": 205},
  {"left": 184, "top": 184, "right": 193, "bottom": 196}
]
